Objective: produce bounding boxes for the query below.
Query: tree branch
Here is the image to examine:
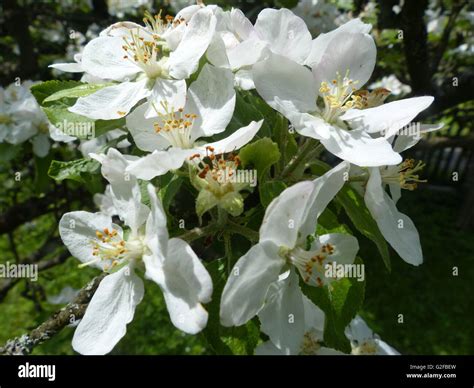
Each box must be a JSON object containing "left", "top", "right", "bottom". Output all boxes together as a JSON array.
[
  {"left": 400, "top": 0, "right": 433, "bottom": 95},
  {"left": 0, "top": 237, "right": 67, "bottom": 303},
  {"left": 0, "top": 274, "right": 105, "bottom": 355},
  {"left": 431, "top": 0, "right": 468, "bottom": 73},
  {"left": 2, "top": 0, "right": 39, "bottom": 79}
]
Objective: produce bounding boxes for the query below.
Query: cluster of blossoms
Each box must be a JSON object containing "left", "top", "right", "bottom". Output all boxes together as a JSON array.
[
  {"left": 0, "top": 81, "right": 75, "bottom": 156},
  {"left": 39, "top": 2, "right": 441, "bottom": 355}
]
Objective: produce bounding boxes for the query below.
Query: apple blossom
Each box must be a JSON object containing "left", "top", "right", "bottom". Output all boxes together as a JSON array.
[
  {"left": 220, "top": 162, "right": 360, "bottom": 327},
  {"left": 255, "top": 270, "right": 342, "bottom": 355},
  {"left": 253, "top": 19, "right": 434, "bottom": 168},
  {"left": 0, "top": 81, "right": 75, "bottom": 157},
  {"left": 345, "top": 316, "right": 399, "bottom": 355},
  {"left": 124, "top": 63, "right": 263, "bottom": 181},
  {"left": 347, "top": 124, "right": 443, "bottom": 265},
  {"left": 59, "top": 152, "right": 212, "bottom": 354},
  {"left": 56, "top": 6, "right": 216, "bottom": 120},
  {"left": 207, "top": 7, "right": 316, "bottom": 90}
]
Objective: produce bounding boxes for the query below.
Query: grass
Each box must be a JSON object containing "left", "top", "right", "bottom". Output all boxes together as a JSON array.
[{"left": 360, "top": 187, "right": 474, "bottom": 355}]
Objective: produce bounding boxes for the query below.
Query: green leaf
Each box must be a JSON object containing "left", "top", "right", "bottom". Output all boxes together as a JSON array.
[
  {"left": 337, "top": 186, "right": 391, "bottom": 271},
  {"left": 273, "top": 114, "right": 297, "bottom": 164},
  {"left": 48, "top": 158, "right": 100, "bottom": 183},
  {"left": 139, "top": 180, "right": 152, "bottom": 208},
  {"left": 317, "top": 207, "right": 353, "bottom": 235},
  {"left": 225, "top": 92, "right": 271, "bottom": 138},
  {"left": 202, "top": 259, "right": 261, "bottom": 355},
  {"left": 201, "top": 259, "right": 233, "bottom": 355},
  {"left": 239, "top": 137, "right": 281, "bottom": 182},
  {"left": 43, "top": 83, "right": 113, "bottom": 103},
  {"left": 42, "top": 105, "right": 125, "bottom": 139},
  {"left": 0, "top": 143, "right": 21, "bottom": 163},
  {"left": 220, "top": 319, "right": 261, "bottom": 355},
  {"left": 300, "top": 257, "right": 366, "bottom": 353},
  {"left": 32, "top": 80, "right": 124, "bottom": 139},
  {"left": 34, "top": 154, "right": 53, "bottom": 194},
  {"left": 159, "top": 175, "right": 184, "bottom": 213},
  {"left": 259, "top": 180, "right": 287, "bottom": 207},
  {"left": 31, "top": 80, "right": 83, "bottom": 105}
]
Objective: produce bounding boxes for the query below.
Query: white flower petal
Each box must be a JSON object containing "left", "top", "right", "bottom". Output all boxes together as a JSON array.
[
  {"left": 234, "top": 68, "right": 255, "bottom": 90},
  {"left": 365, "top": 168, "right": 423, "bottom": 265},
  {"left": 220, "top": 241, "right": 284, "bottom": 327},
  {"left": 157, "top": 238, "right": 212, "bottom": 334},
  {"left": 389, "top": 183, "right": 402, "bottom": 205},
  {"left": 260, "top": 181, "right": 316, "bottom": 248},
  {"left": 32, "top": 134, "right": 50, "bottom": 158},
  {"left": 59, "top": 211, "right": 120, "bottom": 270},
  {"left": 227, "top": 37, "right": 269, "bottom": 70},
  {"left": 293, "top": 113, "right": 332, "bottom": 140},
  {"left": 302, "top": 294, "right": 325, "bottom": 333},
  {"left": 320, "top": 127, "right": 402, "bottom": 167},
  {"left": 95, "top": 148, "right": 149, "bottom": 232},
  {"left": 126, "top": 148, "right": 194, "bottom": 180},
  {"left": 255, "top": 8, "right": 312, "bottom": 64},
  {"left": 305, "top": 18, "right": 372, "bottom": 67},
  {"left": 72, "top": 267, "right": 144, "bottom": 355},
  {"left": 49, "top": 124, "right": 76, "bottom": 143},
  {"left": 229, "top": 8, "right": 255, "bottom": 41},
  {"left": 127, "top": 103, "right": 173, "bottom": 152},
  {"left": 49, "top": 62, "right": 83, "bottom": 73},
  {"left": 145, "top": 184, "right": 169, "bottom": 261},
  {"left": 312, "top": 32, "right": 376, "bottom": 92},
  {"left": 255, "top": 341, "right": 285, "bottom": 355},
  {"left": 346, "top": 315, "right": 372, "bottom": 340},
  {"left": 6, "top": 122, "right": 37, "bottom": 144},
  {"left": 94, "top": 185, "right": 117, "bottom": 218},
  {"left": 376, "top": 339, "right": 400, "bottom": 355},
  {"left": 392, "top": 123, "right": 443, "bottom": 153},
  {"left": 168, "top": 8, "right": 217, "bottom": 79},
  {"left": 298, "top": 162, "right": 350, "bottom": 240},
  {"left": 198, "top": 120, "right": 263, "bottom": 156},
  {"left": 258, "top": 269, "right": 305, "bottom": 355},
  {"left": 318, "top": 233, "right": 359, "bottom": 266},
  {"left": 69, "top": 79, "right": 150, "bottom": 120},
  {"left": 100, "top": 21, "right": 147, "bottom": 38},
  {"left": 206, "top": 34, "right": 231, "bottom": 68},
  {"left": 253, "top": 54, "right": 317, "bottom": 117},
  {"left": 81, "top": 36, "right": 142, "bottom": 81},
  {"left": 187, "top": 64, "right": 236, "bottom": 138},
  {"left": 341, "top": 96, "right": 435, "bottom": 138},
  {"left": 145, "top": 79, "right": 187, "bottom": 117}
]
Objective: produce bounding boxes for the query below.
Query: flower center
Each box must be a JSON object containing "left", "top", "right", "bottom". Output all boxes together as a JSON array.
[
  {"left": 191, "top": 148, "right": 244, "bottom": 198},
  {"left": 381, "top": 159, "right": 426, "bottom": 191},
  {"left": 38, "top": 122, "right": 49, "bottom": 134},
  {"left": 299, "top": 329, "right": 323, "bottom": 355},
  {"left": 287, "top": 243, "right": 336, "bottom": 287},
  {"left": 351, "top": 339, "right": 378, "bottom": 355},
  {"left": 143, "top": 10, "right": 185, "bottom": 38},
  {"left": 318, "top": 70, "right": 362, "bottom": 123},
  {"left": 353, "top": 88, "right": 391, "bottom": 109},
  {"left": 81, "top": 227, "right": 145, "bottom": 272},
  {"left": 153, "top": 104, "right": 198, "bottom": 149},
  {"left": 0, "top": 114, "right": 12, "bottom": 125},
  {"left": 121, "top": 12, "right": 184, "bottom": 80}
]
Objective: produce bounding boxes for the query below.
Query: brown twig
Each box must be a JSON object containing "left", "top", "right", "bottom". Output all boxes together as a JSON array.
[{"left": 0, "top": 274, "right": 105, "bottom": 355}]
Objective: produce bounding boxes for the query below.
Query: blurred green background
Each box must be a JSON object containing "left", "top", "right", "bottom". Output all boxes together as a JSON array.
[{"left": 0, "top": 0, "right": 473, "bottom": 355}]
